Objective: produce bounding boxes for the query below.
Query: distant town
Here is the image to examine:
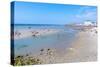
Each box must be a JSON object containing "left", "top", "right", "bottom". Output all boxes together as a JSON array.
[{"left": 65, "top": 20, "right": 97, "bottom": 27}]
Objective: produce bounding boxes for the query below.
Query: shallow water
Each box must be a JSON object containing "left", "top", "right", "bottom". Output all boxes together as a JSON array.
[{"left": 13, "top": 25, "right": 78, "bottom": 56}]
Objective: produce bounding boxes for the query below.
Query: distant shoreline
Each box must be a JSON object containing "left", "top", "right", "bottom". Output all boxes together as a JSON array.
[{"left": 11, "top": 24, "right": 64, "bottom": 26}]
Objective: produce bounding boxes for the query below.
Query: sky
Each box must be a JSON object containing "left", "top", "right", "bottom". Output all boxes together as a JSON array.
[{"left": 12, "top": 1, "right": 97, "bottom": 24}]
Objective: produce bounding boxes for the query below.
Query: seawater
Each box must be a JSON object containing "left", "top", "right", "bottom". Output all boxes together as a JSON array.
[{"left": 13, "top": 24, "right": 78, "bottom": 56}]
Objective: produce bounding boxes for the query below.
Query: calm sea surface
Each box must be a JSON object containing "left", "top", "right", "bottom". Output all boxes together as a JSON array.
[{"left": 13, "top": 24, "right": 78, "bottom": 56}]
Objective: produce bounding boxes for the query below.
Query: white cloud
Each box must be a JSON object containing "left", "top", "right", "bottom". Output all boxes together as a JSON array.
[{"left": 75, "top": 6, "right": 97, "bottom": 22}]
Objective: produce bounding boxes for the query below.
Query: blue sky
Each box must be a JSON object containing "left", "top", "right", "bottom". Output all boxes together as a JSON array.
[{"left": 12, "top": 1, "right": 97, "bottom": 24}]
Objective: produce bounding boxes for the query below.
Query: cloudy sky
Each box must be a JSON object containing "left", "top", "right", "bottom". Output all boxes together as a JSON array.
[{"left": 12, "top": 1, "right": 97, "bottom": 24}]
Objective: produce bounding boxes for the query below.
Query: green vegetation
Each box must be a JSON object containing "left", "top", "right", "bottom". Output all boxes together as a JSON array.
[{"left": 14, "top": 55, "right": 42, "bottom": 66}]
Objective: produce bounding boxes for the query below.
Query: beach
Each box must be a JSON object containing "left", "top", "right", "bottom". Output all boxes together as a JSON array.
[
  {"left": 13, "top": 27, "right": 97, "bottom": 65},
  {"left": 63, "top": 27, "right": 97, "bottom": 62},
  {"left": 35, "top": 27, "right": 98, "bottom": 64},
  {"left": 12, "top": 2, "right": 97, "bottom": 66},
  {"left": 36, "top": 27, "right": 97, "bottom": 63}
]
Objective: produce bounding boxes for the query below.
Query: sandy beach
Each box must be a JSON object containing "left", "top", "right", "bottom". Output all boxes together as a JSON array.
[
  {"left": 13, "top": 27, "right": 97, "bottom": 65},
  {"left": 35, "top": 27, "right": 98, "bottom": 63},
  {"left": 63, "top": 27, "right": 97, "bottom": 62}
]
